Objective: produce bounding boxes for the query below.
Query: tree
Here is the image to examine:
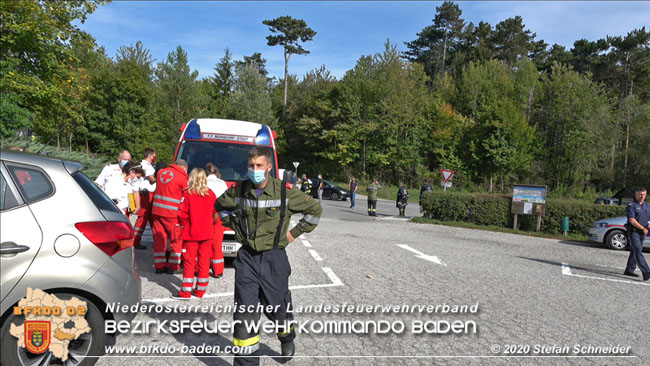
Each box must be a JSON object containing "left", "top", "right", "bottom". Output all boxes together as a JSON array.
[
  {"left": 155, "top": 45, "right": 203, "bottom": 133},
  {"left": 456, "top": 60, "right": 536, "bottom": 191},
  {"left": 403, "top": 1, "right": 464, "bottom": 89},
  {"left": 263, "top": 16, "right": 316, "bottom": 122},
  {"left": 207, "top": 48, "right": 235, "bottom": 117},
  {"left": 490, "top": 16, "right": 545, "bottom": 65},
  {"left": 1, "top": 0, "right": 103, "bottom": 143},
  {"left": 532, "top": 63, "right": 613, "bottom": 190},
  {"left": 228, "top": 62, "right": 276, "bottom": 128},
  {"left": 235, "top": 52, "right": 269, "bottom": 80}
]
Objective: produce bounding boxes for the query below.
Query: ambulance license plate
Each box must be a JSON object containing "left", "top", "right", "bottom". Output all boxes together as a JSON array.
[{"left": 223, "top": 244, "right": 236, "bottom": 253}]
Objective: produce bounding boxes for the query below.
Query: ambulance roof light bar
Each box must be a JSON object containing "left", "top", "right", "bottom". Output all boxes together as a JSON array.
[{"left": 184, "top": 119, "right": 201, "bottom": 140}]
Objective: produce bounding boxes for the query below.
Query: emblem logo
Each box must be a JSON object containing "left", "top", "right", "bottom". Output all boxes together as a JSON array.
[
  {"left": 25, "top": 321, "right": 51, "bottom": 354},
  {"left": 159, "top": 170, "right": 174, "bottom": 184}
]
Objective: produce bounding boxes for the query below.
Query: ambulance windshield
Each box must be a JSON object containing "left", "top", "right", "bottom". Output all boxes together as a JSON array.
[{"left": 177, "top": 141, "right": 277, "bottom": 182}]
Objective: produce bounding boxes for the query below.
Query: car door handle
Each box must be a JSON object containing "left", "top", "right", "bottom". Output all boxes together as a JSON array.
[{"left": 0, "top": 242, "right": 30, "bottom": 255}]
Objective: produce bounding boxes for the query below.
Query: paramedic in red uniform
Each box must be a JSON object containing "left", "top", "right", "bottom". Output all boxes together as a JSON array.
[
  {"left": 174, "top": 168, "right": 217, "bottom": 299},
  {"left": 151, "top": 159, "right": 188, "bottom": 274},
  {"left": 206, "top": 162, "right": 228, "bottom": 278},
  {"left": 133, "top": 148, "right": 157, "bottom": 249}
]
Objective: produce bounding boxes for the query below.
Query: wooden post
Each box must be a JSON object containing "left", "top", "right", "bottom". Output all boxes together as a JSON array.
[
  {"left": 513, "top": 214, "right": 518, "bottom": 230},
  {"left": 536, "top": 215, "right": 542, "bottom": 232}
]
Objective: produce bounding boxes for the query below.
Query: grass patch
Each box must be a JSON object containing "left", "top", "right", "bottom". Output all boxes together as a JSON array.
[{"left": 410, "top": 217, "right": 593, "bottom": 243}]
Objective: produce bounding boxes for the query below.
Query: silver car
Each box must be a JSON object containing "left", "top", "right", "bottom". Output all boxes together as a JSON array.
[
  {"left": 588, "top": 216, "right": 650, "bottom": 250},
  {"left": 1, "top": 150, "right": 141, "bottom": 365}
]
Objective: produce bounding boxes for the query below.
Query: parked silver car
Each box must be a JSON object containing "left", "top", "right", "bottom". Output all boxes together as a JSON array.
[
  {"left": 588, "top": 216, "right": 650, "bottom": 250},
  {"left": 0, "top": 150, "right": 141, "bottom": 365}
]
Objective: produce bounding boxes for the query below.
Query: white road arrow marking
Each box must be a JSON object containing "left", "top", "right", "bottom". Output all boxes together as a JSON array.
[{"left": 396, "top": 244, "right": 447, "bottom": 266}]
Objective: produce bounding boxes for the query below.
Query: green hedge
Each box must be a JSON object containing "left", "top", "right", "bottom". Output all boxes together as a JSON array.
[
  {"left": 1, "top": 138, "right": 111, "bottom": 179},
  {"left": 421, "top": 192, "right": 626, "bottom": 234}
]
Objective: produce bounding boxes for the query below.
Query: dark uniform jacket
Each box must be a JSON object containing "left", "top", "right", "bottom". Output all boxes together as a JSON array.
[
  {"left": 216, "top": 177, "right": 322, "bottom": 252},
  {"left": 627, "top": 200, "right": 650, "bottom": 233}
]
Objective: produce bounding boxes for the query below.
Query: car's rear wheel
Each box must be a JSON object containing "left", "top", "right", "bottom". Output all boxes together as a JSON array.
[
  {"left": 605, "top": 230, "right": 628, "bottom": 250},
  {"left": 0, "top": 293, "right": 105, "bottom": 366},
  {"left": 330, "top": 192, "right": 339, "bottom": 201}
]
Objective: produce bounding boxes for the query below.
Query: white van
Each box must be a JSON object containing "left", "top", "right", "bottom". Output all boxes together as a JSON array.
[{"left": 173, "top": 118, "right": 280, "bottom": 256}]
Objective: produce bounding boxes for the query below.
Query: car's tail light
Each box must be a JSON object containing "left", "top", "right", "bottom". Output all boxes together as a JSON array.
[{"left": 75, "top": 221, "right": 134, "bottom": 257}]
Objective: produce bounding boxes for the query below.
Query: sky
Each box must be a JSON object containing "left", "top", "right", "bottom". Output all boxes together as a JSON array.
[{"left": 78, "top": 1, "right": 650, "bottom": 81}]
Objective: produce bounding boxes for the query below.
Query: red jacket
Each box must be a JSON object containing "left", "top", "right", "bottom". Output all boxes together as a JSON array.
[
  {"left": 178, "top": 189, "right": 217, "bottom": 241},
  {"left": 152, "top": 164, "right": 188, "bottom": 217}
]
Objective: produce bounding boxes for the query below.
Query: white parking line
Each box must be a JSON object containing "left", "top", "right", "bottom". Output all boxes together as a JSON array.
[
  {"left": 302, "top": 240, "right": 312, "bottom": 248},
  {"left": 144, "top": 266, "right": 344, "bottom": 303},
  {"left": 561, "top": 263, "right": 649, "bottom": 286},
  {"left": 309, "top": 249, "right": 323, "bottom": 261},
  {"left": 321, "top": 267, "right": 344, "bottom": 286}
]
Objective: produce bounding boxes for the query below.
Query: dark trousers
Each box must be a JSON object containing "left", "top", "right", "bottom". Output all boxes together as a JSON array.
[
  {"left": 625, "top": 231, "right": 649, "bottom": 275},
  {"left": 232, "top": 247, "right": 295, "bottom": 366},
  {"left": 368, "top": 200, "right": 377, "bottom": 216}
]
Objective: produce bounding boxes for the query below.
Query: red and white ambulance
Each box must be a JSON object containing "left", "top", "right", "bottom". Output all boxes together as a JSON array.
[{"left": 173, "top": 118, "right": 280, "bottom": 257}]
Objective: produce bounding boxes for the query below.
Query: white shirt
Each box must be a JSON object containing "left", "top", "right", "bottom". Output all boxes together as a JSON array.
[
  {"left": 139, "top": 160, "right": 157, "bottom": 192},
  {"left": 104, "top": 175, "right": 138, "bottom": 212},
  {"left": 94, "top": 163, "right": 122, "bottom": 191},
  {"left": 207, "top": 174, "right": 228, "bottom": 198}
]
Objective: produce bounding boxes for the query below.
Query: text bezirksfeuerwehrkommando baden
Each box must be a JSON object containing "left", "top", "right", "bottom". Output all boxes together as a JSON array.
[{"left": 106, "top": 302, "right": 479, "bottom": 315}]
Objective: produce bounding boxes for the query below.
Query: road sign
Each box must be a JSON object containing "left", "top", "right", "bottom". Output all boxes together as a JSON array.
[
  {"left": 441, "top": 169, "right": 455, "bottom": 183},
  {"left": 292, "top": 162, "right": 300, "bottom": 169}
]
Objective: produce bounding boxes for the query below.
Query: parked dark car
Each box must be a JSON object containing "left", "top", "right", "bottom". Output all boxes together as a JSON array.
[{"left": 309, "top": 179, "right": 349, "bottom": 201}]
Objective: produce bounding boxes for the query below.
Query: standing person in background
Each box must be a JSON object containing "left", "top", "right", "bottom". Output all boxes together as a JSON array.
[
  {"left": 95, "top": 150, "right": 131, "bottom": 191},
  {"left": 349, "top": 177, "right": 358, "bottom": 208},
  {"left": 104, "top": 162, "right": 145, "bottom": 216},
  {"left": 623, "top": 187, "right": 650, "bottom": 281},
  {"left": 151, "top": 160, "right": 188, "bottom": 274},
  {"left": 419, "top": 179, "right": 433, "bottom": 213},
  {"left": 317, "top": 174, "right": 324, "bottom": 203},
  {"left": 396, "top": 182, "right": 409, "bottom": 217},
  {"left": 300, "top": 174, "right": 312, "bottom": 195},
  {"left": 367, "top": 179, "right": 380, "bottom": 216},
  {"left": 174, "top": 168, "right": 217, "bottom": 299},
  {"left": 205, "top": 163, "right": 227, "bottom": 279},
  {"left": 133, "top": 148, "right": 157, "bottom": 250}
]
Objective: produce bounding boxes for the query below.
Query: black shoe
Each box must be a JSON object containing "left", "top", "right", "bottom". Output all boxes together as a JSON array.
[
  {"left": 166, "top": 268, "right": 180, "bottom": 274},
  {"left": 155, "top": 268, "right": 166, "bottom": 274},
  {"left": 134, "top": 244, "right": 146, "bottom": 250},
  {"left": 281, "top": 341, "right": 295, "bottom": 360},
  {"left": 643, "top": 273, "right": 650, "bottom": 281},
  {"left": 623, "top": 271, "right": 639, "bottom": 278},
  {"left": 211, "top": 273, "right": 223, "bottom": 279}
]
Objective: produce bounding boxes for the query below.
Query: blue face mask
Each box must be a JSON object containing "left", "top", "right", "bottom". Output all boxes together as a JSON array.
[
  {"left": 248, "top": 169, "right": 267, "bottom": 184},
  {"left": 119, "top": 160, "right": 127, "bottom": 168}
]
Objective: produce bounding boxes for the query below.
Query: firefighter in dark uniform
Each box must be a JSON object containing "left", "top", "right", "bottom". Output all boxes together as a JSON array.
[
  {"left": 396, "top": 182, "right": 409, "bottom": 217},
  {"left": 300, "top": 173, "right": 312, "bottom": 195},
  {"left": 216, "top": 147, "right": 322, "bottom": 365},
  {"left": 623, "top": 187, "right": 650, "bottom": 281}
]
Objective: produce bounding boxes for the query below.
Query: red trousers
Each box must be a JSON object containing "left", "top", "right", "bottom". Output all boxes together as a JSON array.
[
  {"left": 180, "top": 240, "right": 212, "bottom": 298},
  {"left": 134, "top": 191, "right": 154, "bottom": 246},
  {"left": 152, "top": 215, "right": 182, "bottom": 270},
  {"left": 211, "top": 218, "right": 225, "bottom": 276}
]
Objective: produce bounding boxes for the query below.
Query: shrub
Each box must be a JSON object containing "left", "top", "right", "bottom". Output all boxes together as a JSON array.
[
  {"left": 1, "top": 137, "right": 111, "bottom": 179},
  {"left": 421, "top": 192, "right": 626, "bottom": 235}
]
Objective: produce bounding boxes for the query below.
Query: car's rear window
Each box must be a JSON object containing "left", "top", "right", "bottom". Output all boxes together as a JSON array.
[{"left": 72, "top": 171, "right": 122, "bottom": 214}]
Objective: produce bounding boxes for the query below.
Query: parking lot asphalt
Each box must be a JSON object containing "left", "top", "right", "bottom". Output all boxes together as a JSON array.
[{"left": 97, "top": 196, "right": 650, "bottom": 366}]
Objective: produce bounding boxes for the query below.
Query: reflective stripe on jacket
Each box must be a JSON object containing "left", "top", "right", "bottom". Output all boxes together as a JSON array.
[{"left": 152, "top": 164, "right": 188, "bottom": 217}]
